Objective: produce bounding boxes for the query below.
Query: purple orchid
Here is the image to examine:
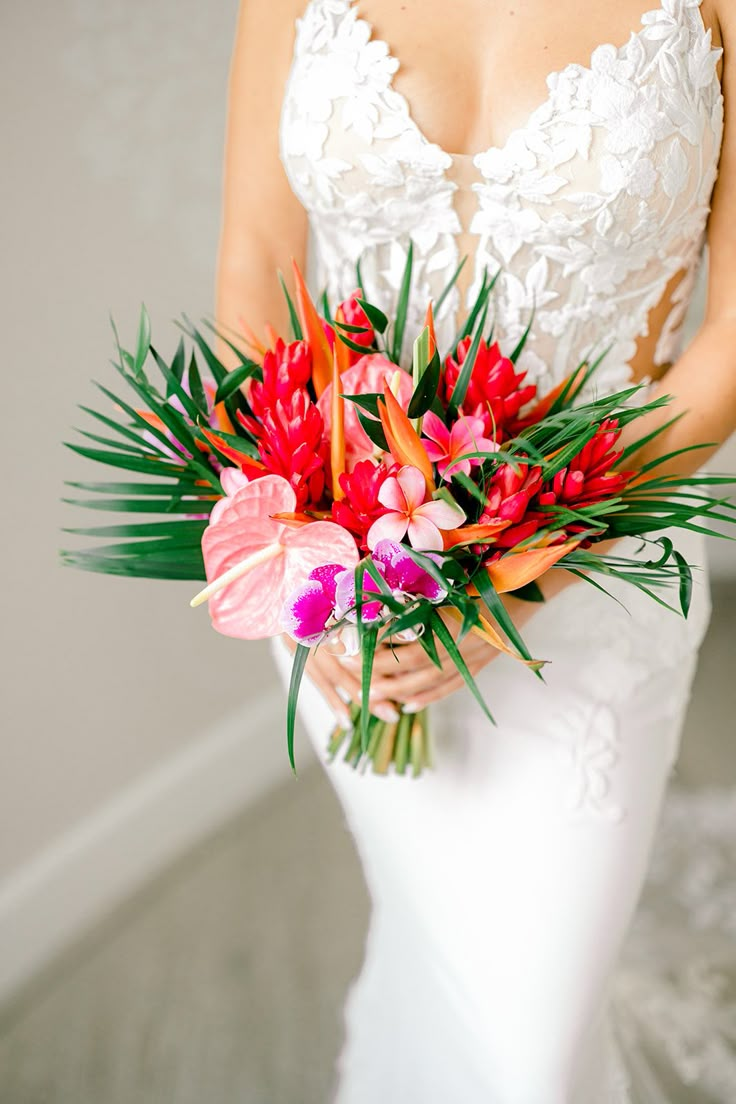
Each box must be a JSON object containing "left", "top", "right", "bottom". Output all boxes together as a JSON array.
[
  {"left": 281, "top": 541, "right": 449, "bottom": 648},
  {"left": 281, "top": 563, "right": 348, "bottom": 645},
  {"left": 371, "top": 539, "right": 447, "bottom": 602},
  {"left": 334, "top": 539, "right": 448, "bottom": 625},
  {"left": 334, "top": 568, "right": 385, "bottom": 625}
]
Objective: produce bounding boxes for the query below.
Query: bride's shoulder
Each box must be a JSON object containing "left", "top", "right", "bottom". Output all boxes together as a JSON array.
[{"left": 229, "top": 0, "right": 311, "bottom": 77}]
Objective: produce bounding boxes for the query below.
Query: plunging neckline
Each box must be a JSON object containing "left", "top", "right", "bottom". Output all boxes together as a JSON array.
[{"left": 345, "top": 0, "right": 721, "bottom": 164}]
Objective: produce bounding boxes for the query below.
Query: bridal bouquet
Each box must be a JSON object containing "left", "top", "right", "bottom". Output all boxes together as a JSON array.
[{"left": 61, "top": 250, "right": 736, "bottom": 776}]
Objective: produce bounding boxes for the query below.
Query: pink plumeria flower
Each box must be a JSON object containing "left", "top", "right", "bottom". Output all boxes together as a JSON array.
[
  {"left": 421, "top": 410, "right": 499, "bottom": 481},
  {"left": 366, "top": 465, "right": 465, "bottom": 551}
]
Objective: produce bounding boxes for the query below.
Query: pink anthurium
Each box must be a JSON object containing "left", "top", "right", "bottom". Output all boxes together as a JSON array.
[
  {"left": 366, "top": 465, "right": 465, "bottom": 551},
  {"left": 421, "top": 410, "right": 499, "bottom": 481},
  {"left": 191, "top": 474, "right": 359, "bottom": 639}
]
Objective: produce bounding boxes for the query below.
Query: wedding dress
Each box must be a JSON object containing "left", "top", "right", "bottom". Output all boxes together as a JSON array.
[{"left": 272, "top": 1, "right": 736, "bottom": 1099}]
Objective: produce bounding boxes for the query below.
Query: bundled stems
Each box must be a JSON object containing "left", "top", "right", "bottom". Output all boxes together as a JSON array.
[{"left": 327, "top": 706, "right": 433, "bottom": 777}]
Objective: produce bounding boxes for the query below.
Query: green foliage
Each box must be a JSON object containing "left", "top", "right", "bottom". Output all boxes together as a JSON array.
[
  {"left": 391, "top": 241, "right": 414, "bottom": 364},
  {"left": 434, "top": 255, "right": 468, "bottom": 317},
  {"left": 447, "top": 299, "right": 490, "bottom": 417},
  {"left": 61, "top": 306, "right": 256, "bottom": 582},
  {"left": 408, "top": 347, "right": 441, "bottom": 419},
  {"left": 287, "top": 645, "right": 310, "bottom": 775}
]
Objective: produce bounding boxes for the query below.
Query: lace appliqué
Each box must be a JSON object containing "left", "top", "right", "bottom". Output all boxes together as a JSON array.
[
  {"left": 545, "top": 702, "right": 626, "bottom": 823},
  {"left": 521, "top": 529, "right": 713, "bottom": 825},
  {"left": 280, "top": 0, "right": 723, "bottom": 399}
]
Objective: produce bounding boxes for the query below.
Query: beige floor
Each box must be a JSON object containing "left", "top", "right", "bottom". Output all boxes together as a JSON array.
[{"left": 0, "top": 587, "right": 734, "bottom": 1104}]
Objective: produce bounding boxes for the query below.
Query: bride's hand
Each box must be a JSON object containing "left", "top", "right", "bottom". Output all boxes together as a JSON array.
[
  {"left": 279, "top": 633, "right": 402, "bottom": 726},
  {"left": 338, "top": 596, "right": 539, "bottom": 713}
]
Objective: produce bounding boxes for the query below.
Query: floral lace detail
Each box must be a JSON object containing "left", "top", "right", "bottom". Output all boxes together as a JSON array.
[
  {"left": 515, "top": 526, "right": 713, "bottom": 824},
  {"left": 279, "top": 0, "right": 723, "bottom": 400},
  {"left": 279, "top": 0, "right": 461, "bottom": 351},
  {"left": 545, "top": 702, "right": 626, "bottom": 823}
]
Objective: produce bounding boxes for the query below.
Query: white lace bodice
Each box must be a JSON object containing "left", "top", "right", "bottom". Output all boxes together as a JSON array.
[{"left": 279, "top": 0, "right": 724, "bottom": 400}]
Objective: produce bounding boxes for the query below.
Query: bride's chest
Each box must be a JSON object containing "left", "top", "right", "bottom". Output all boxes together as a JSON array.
[{"left": 279, "top": 0, "right": 723, "bottom": 259}]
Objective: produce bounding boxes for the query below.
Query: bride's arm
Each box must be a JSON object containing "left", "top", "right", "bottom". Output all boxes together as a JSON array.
[
  {"left": 217, "top": 0, "right": 365, "bottom": 721},
  {"left": 215, "top": 0, "right": 309, "bottom": 369}
]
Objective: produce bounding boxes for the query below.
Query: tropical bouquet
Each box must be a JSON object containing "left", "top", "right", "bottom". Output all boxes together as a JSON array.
[{"left": 61, "top": 249, "right": 736, "bottom": 777}]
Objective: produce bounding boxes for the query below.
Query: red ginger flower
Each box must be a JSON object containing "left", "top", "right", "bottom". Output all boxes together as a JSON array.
[
  {"left": 247, "top": 338, "right": 312, "bottom": 418},
  {"left": 237, "top": 336, "right": 330, "bottom": 510},
  {"left": 238, "top": 391, "right": 327, "bottom": 511},
  {"left": 538, "top": 419, "right": 635, "bottom": 512},
  {"left": 478, "top": 461, "right": 546, "bottom": 554},
  {"left": 331, "top": 459, "right": 394, "bottom": 551},
  {"left": 442, "top": 337, "right": 537, "bottom": 440}
]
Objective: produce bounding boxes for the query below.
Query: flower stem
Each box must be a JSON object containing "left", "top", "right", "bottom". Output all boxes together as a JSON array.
[
  {"left": 366, "top": 718, "right": 385, "bottom": 761},
  {"left": 410, "top": 717, "right": 424, "bottom": 777},
  {"left": 327, "top": 724, "right": 349, "bottom": 759},
  {"left": 373, "top": 720, "right": 398, "bottom": 774},
  {"left": 394, "top": 712, "right": 413, "bottom": 774},
  {"left": 420, "top": 708, "right": 433, "bottom": 770},
  {"left": 325, "top": 706, "right": 432, "bottom": 777}
]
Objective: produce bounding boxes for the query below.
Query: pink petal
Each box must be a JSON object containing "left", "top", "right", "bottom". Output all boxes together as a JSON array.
[
  {"left": 423, "top": 439, "right": 449, "bottom": 464},
  {"left": 442, "top": 457, "right": 473, "bottom": 480},
  {"left": 366, "top": 512, "right": 409, "bottom": 550},
  {"left": 220, "top": 468, "right": 250, "bottom": 497},
  {"left": 280, "top": 522, "right": 361, "bottom": 597},
  {"left": 377, "top": 475, "right": 407, "bottom": 512},
  {"left": 421, "top": 410, "right": 450, "bottom": 448},
  {"left": 396, "top": 465, "right": 427, "bottom": 511},
  {"left": 415, "top": 497, "right": 466, "bottom": 530},
  {"left": 281, "top": 579, "right": 335, "bottom": 644},
  {"left": 306, "top": 562, "right": 346, "bottom": 605},
  {"left": 202, "top": 476, "right": 358, "bottom": 640},
  {"left": 318, "top": 355, "right": 413, "bottom": 471},
  {"left": 406, "top": 514, "right": 444, "bottom": 551},
  {"left": 334, "top": 568, "right": 383, "bottom": 623},
  {"left": 464, "top": 415, "right": 488, "bottom": 435},
  {"left": 449, "top": 422, "right": 476, "bottom": 452},
  {"left": 203, "top": 537, "right": 289, "bottom": 639},
  {"left": 209, "top": 497, "right": 232, "bottom": 527},
  {"left": 449, "top": 419, "right": 498, "bottom": 463}
]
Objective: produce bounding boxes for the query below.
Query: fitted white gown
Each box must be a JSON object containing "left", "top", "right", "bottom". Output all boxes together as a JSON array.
[{"left": 272, "top": 1, "right": 736, "bottom": 1100}]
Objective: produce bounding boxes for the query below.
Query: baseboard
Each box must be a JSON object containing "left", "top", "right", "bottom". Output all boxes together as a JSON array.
[{"left": 0, "top": 689, "right": 310, "bottom": 1006}]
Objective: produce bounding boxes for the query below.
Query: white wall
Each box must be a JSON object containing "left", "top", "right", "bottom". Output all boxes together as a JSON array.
[{"left": 0, "top": 0, "right": 733, "bottom": 1001}]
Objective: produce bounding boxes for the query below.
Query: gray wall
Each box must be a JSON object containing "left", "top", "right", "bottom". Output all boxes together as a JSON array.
[
  {"left": 0, "top": 0, "right": 283, "bottom": 882},
  {"left": 1, "top": 1, "right": 734, "bottom": 889}
]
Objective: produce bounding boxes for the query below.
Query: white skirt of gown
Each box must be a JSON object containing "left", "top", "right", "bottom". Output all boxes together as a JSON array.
[{"left": 271, "top": 523, "right": 736, "bottom": 1103}]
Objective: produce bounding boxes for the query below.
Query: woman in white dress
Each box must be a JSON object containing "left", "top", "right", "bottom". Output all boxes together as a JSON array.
[{"left": 215, "top": 1, "right": 736, "bottom": 1099}]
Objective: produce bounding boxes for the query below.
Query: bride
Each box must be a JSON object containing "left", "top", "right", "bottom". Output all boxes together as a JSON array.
[{"left": 215, "top": 1, "right": 735, "bottom": 1100}]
